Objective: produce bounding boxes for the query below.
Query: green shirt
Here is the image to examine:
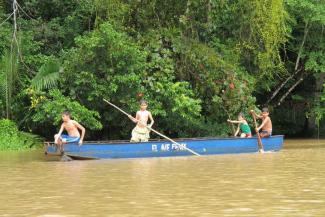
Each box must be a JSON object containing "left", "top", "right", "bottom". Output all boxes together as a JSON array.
[{"left": 240, "top": 123, "right": 251, "bottom": 134}]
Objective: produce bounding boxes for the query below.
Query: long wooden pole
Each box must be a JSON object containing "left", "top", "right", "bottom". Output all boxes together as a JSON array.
[
  {"left": 250, "top": 111, "right": 264, "bottom": 153},
  {"left": 227, "top": 116, "right": 236, "bottom": 136},
  {"left": 103, "top": 99, "right": 201, "bottom": 156},
  {"left": 222, "top": 105, "right": 236, "bottom": 135}
]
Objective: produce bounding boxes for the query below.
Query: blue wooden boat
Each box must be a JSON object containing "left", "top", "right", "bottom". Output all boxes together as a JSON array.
[{"left": 45, "top": 135, "right": 284, "bottom": 160}]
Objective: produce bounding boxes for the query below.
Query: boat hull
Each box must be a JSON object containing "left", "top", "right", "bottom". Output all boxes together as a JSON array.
[{"left": 45, "top": 136, "right": 284, "bottom": 159}]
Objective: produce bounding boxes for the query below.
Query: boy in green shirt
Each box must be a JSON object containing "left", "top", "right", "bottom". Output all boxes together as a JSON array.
[{"left": 227, "top": 113, "right": 252, "bottom": 138}]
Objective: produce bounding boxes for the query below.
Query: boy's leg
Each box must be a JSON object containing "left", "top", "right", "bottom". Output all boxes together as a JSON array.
[
  {"left": 130, "top": 137, "right": 140, "bottom": 142},
  {"left": 54, "top": 134, "right": 67, "bottom": 153},
  {"left": 131, "top": 127, "right": 150, "bottom": 142},
  {"left": 260, "top": 131, "right": 270, "bottom": 138},
  {"left": 130, "top": 132, "right": 137, "bottom": 142},
  {"left": 54, "top": 134, "right": 62, "bottom": 152},
  {"left": 54, "top": 134, "right": 60, "bottom": 144},
  {"left": 132, "top": 133, "right": 148, "bottom": 142},
  {"left": 140, "top": 134, "right": 149, "bottom": 142},
  {"left": 240, "top": 133, "right": 246, "bottom": 138},
  {"left": 141, "top": 129, "right": 150, "bottom": 142},
  {"left": 131, "top": 128, "right": 140, "bottom": 142}
]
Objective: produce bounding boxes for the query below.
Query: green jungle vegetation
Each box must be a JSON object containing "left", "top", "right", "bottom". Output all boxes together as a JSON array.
[{"left": 0, "top": 0, "right": 324, "bottom": 150}]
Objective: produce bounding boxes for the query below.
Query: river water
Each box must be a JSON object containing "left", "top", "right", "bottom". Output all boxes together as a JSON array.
[{"left": 0, "top": 139, "right": 324, "bottom": 217}]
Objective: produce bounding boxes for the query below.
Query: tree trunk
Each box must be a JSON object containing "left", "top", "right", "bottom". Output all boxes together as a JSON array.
[
  {"left": 295, "top": 21, "right": 309, "bottom": 71},
  {"left": 309, "top": 72, "right": 325, "bottom": 136},
  {"left": 265, "top": 21, "right": 309, "bottom": 105},
  {"left": 277, "top": 75, "right": 304, "bottom": 106},
  {"left": 266, "top": 68, "right": 301, "bottom": 105},
  {"left": 315, "top": 73, "right": 325, "bottom": 97},
  {"left": 207, "top": 0, "right": 212, "bottom": 24}
]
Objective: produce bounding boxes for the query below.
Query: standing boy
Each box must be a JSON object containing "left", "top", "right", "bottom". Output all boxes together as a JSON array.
[
  {"left": 128, "top": 100, "right": 154, "bottom": 142},
  {"left": 251, "top": 108, "right": 272, "bottom": 138},
  {"left": 54, "top": 111, "right": 86, "bottom": 152}
]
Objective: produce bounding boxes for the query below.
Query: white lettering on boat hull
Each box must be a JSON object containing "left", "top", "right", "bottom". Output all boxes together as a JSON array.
[
  {"left": 151, "top": 143, "right": 187, "bottom": 152},
  {"left": 152, "top": 144, "right": 158, "bottom": 152}
]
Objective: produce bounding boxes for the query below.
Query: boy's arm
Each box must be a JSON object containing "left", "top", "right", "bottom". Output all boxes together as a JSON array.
[
  {"left": 250, "top": 110, "right": 263, "bottom": 119},
  {"left": 55, "top": 124, "right": 64, "bottom": 143},
  {"left": 73, "top": 121, "right": 85, "bottom": 145},
  {"left": 227, "top": 119, "right": 244, "bottom": 124},
  {"left": 234, "top": 125, "right": 240, "bottom": 137},
  {"left": 128, "top": 113, "right": 138, "bottom": 123},
  {"left": 148, "top": 112, "right": 154, "bottom": 128},
  {"left": 257, "top": 117, "right": 269, "bottom": 131}
]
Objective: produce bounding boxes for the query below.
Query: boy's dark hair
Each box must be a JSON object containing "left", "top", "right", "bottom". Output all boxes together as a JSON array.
[
  {"left": 62, "top": 110, "right": 71, "bottom": 117},
  {"left": 262, "top": 107, "right": 269, "bottom": 113},
  {"left": 139, "top": 99, "right": 148, "bottom": 105},
  {"left": 238, "top": 112, "right": 245, "bottom": 119}
]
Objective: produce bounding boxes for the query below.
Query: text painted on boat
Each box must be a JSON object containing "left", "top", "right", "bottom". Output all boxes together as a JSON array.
[{"left": 151, "top": 143, "right": 187, "bottom": 152}]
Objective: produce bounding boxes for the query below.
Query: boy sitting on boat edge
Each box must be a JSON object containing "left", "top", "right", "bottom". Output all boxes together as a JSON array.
[
  {"left": 54, "top": 111, "right": 86, "bottom": 152},
  {"left": 251, "top": 107, "right": 272, "bottom": 138}
]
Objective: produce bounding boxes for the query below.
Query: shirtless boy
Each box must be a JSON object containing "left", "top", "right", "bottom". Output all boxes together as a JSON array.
[
  {"left": 128, "top": 100, "right": 154, "bottom": 142},
  {"left": 54, "top": 111, "right": 86, "bottom": 151},
  {"left": 251, "top": 108, "right": 272, "bottom": 138}
]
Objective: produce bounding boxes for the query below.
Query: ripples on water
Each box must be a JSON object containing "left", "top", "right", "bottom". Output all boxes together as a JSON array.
[{"left": 0, "top": 139, "right": 324, "bottom": 217}]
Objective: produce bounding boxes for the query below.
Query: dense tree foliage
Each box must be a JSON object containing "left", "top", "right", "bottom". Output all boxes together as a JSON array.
[{"left": 0, "top": 0, "right": 324, "bottom": 146}]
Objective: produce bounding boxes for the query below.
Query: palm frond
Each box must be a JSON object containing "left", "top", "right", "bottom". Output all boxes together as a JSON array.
[{"left": 31, "top": 59, "right": 61, "bottom": 91}]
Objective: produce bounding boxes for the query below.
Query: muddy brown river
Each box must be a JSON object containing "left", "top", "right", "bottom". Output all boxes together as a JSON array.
[{"left": 0, "top": 139, "right": 324, "bottom": 216}]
